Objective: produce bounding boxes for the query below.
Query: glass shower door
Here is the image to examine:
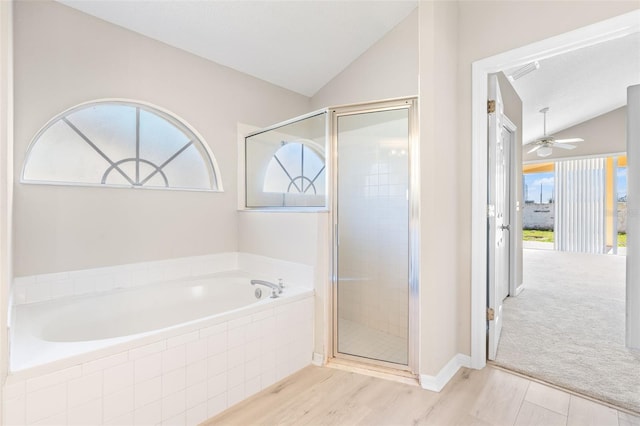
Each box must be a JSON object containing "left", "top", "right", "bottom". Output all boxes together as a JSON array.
[{"left": 335, "top": 105, "right": 411, "bottom": 367}]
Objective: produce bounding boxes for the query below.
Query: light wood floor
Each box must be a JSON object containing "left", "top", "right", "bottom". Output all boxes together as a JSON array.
[{"left": 203, "top": 365, "right": 640, "bottom": 426}]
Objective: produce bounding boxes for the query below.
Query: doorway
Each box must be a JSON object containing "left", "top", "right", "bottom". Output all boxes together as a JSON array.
[
  {"left": 331, "top": 98, "right": 418, "bottom": 373},
  {"left": 471, "top": 9, "right": 640, "bottom": 370},
  {"left": 473, "top": 10, "right": 640, "bottom": 413}
]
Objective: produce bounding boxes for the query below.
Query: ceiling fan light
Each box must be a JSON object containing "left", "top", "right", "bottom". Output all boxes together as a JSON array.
[{"left": 537, "top": 146, "right": 553, "bottom": 157}]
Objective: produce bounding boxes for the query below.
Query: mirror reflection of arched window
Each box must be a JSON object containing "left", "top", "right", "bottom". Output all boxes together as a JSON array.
[
  {"left": 263, "top": 141, "right": 325, "bottom": 195},
  {"left": 22, "top": 100, "right": 222, "bottom": 191}
]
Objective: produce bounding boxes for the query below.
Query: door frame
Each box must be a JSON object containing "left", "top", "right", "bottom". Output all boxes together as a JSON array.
[
  {"left": 470, "top": 10, "right": 640, "bottom": 369},
  {"left": 329, "top": 97, "right": 419, "bottom": 374}
]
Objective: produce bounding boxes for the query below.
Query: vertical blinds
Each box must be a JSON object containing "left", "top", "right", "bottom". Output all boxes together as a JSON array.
[{"left": 555, "top": 158, "right": 606, "bottom": 253}]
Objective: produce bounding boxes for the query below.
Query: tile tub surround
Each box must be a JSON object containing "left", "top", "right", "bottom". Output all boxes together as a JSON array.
[
  {"left": 11, "top": 252, "right": 314, "bottom": 305},
  {"left": 3, "top": 295, "right": 314, "bottom": 426},
  {"left": 11, "top": 276, "right": 313, "bottom": 372},
  {"left": 5, "top": 252, "right": 314, "bottom": 425}
]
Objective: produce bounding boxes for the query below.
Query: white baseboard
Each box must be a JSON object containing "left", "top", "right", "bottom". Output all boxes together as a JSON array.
[
  {"left": 514, "top": 284, "right": 525, "bottom": 296},
  {"left": 312, "top": 352, "right": 325, "bottom": 366},
  {"left": 419, "top": 353, "right": 471, "bottom": 392}
]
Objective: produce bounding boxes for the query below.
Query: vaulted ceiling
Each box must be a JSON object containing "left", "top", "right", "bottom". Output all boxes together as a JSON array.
[
  {"left": 57, "top": 1, "right": 639, "bottom": 139},
  {"left": 505, "top": 32, "right": 640, "bottom": 145},
  {"left": 57, "top": 0, "right": 418, "bottom": 97}
]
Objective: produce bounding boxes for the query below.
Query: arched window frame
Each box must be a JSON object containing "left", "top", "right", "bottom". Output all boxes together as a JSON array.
[
  {"left": 21, "top": 99, "right": 224, "bottom": 192},
  {"left": 263, "top": 139, "right": 326, "bottom": 195}
]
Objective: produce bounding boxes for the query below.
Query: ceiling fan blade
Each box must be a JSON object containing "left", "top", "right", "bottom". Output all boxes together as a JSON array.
[
  {"left": 527, "top": 145, "right": 543, "bottom": 154},
  {"left": 554, "top": 143, "right": 577, "bottom": 150},
  {"left": 554, "top": 137, "right": 584, "bottom": 143}
]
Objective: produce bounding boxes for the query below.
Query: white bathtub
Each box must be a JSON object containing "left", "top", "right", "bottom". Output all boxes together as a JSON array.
[
  {"left": 11, "top": 270, "right": 312, "bottom": 373},
  {"left": 4, "top": 253, "right": 315, "bottom": 426}
]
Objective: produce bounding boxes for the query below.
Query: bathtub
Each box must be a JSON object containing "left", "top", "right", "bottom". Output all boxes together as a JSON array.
[
  {"left": 5, "top": 259, "right": 314, "bottom": 426},
  {"left": 10, "top": 270, "right": 312, "bottom": 373}
]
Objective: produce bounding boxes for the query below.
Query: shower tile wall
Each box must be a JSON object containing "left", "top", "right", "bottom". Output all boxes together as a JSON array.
[{"left": 338, "top": 119, "right": 409, "bottom": 342}]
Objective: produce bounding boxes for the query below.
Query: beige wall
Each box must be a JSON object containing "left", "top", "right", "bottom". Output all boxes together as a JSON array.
[
  {"left": 524, "top": 107, "right": 627, "bottom": 162},
  {"left": 310, "top": 9, "right": 418, "bottom": 109},
  {"left": 237, "top": 212, "right": 322, "bottom": 267},
  {"left": 418, "top": 0, "right": 460, "bottom": 376},
  {"left": 12, "top": 1, "right": 310, "bottom": 276},
  {"left": 455, "top": 1, "right": 640, "bottom": 363},
  {"left": 0, "top": 0, "right": 13, "bottom": 407}
]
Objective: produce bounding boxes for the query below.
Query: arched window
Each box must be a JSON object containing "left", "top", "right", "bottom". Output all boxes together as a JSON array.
[
  {"left": 22, "top": 100, "right": 222, "bottom": 191},
  {"left": 263, "top": 141, "right": 325, "bottom": 195}
]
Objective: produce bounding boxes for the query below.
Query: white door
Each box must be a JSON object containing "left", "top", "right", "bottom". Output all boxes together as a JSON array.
[
  {"left": 487, "top": 74, "right": 511, "bottom": 360},
  {"left": 499, "top": 125, "right": 512, "bottom": 302}
]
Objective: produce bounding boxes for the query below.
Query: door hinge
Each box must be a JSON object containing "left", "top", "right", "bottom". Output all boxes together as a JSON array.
[
  {"left": 487, "top": 308, "right": 495, "bottom": 321},
  {"left": 487, "top": 100, "right": 496, "bottom": 114}
]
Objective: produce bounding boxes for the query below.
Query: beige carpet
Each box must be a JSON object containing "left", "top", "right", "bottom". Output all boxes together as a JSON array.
[{"left": 494, "top": 249, "right": 640, "bottom": 413}]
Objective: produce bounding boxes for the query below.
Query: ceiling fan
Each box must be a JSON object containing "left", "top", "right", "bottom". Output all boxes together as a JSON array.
[{"left": 525, "top": 107, "right": 584, "bottom": 157}]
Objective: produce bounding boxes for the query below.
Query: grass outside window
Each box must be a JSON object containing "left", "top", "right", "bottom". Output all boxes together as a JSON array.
[
  {"left": 523, "top": 229, "right": 554, "bottom": 243},
  {"left": 523, "top": 230, "right": 627, "bottom": 247}
]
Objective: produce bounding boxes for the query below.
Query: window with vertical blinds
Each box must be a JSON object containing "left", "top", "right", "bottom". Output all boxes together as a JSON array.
[{"left": 555, "top": 158, "right": 606, "bottom": 253}]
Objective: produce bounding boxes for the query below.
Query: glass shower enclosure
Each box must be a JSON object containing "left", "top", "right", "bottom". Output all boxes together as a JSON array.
[
  {"left": 333, "top": 99, "right": 417, "bottom": 370},
  {"left": 244, "top": 98, "right": 417, "bottom": 373}
]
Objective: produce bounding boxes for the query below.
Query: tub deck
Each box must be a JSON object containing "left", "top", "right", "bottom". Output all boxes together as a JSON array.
[{"left": 10, "top": 270, "right": 312, "bottom": 375}]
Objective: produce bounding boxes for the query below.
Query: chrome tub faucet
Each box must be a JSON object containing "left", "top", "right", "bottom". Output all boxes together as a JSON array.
[{"left": 250, "top": 279, "right": 283, "bottom": 298}]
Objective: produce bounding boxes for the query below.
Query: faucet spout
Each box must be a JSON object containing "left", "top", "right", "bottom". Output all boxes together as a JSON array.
[{"left": 250, "top": 279, "right": 282, "bottom": 297}]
